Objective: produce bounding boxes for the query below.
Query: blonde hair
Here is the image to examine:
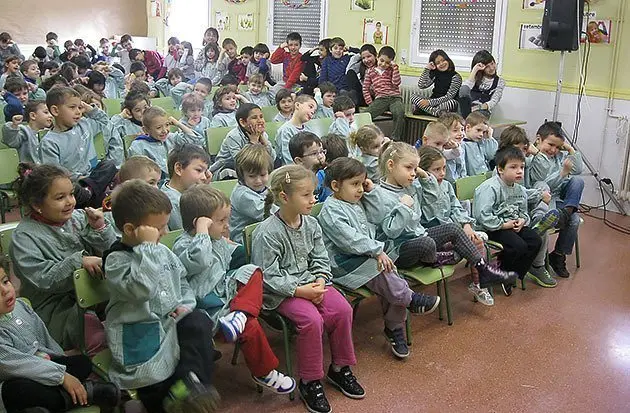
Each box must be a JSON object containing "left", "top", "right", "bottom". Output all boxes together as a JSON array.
[
  {"left": 437, "top": 112, "right": 464, "bottom": 129},
  {"left": 248, "top": 73, "right": 265, "bottom": 86},
  {"left": 235, "top": 144, "right": 274, "bottom": 181},
  {"left": 348, "top": 124, "right": 382, "bottom": 151},
  {"left": 181, "top": 92, "right": 204, "bottom": 113},
  {"left": 264, "top": 165, "right": 316, "bottom": 218},
  {"left": 142, "top": 106, "right": 168, "bottom": 128},
  {"left": 180, "top": 184, "right": 230, "bottom": 232},
  {"left": 466, "top": 111, "right": 488, "bottom": 128},
  {"left": 423, "top": 121, "right": 449, "bottom": 141},
  {"left": 378, "top": 141, "right": 418, "bottom": 177},
  {"left": 119, "top": 156, "right": 161, "bottom": 183}
]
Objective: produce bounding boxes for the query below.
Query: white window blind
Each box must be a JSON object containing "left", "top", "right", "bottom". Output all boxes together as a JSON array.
[{"left": 269, "top": 0, "right": 326, "bottom": 48}]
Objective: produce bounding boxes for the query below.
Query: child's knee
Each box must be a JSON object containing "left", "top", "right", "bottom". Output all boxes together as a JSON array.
[{"left": 299, "top": 312, "right": 325, "bottom": 334}]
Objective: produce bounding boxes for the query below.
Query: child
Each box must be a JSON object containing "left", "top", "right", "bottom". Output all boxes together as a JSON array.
[
  {"left": 421, "top": 121, "right": 464, "bottom": 174},
  {"left": 361, "top": 142, "right": 516, "bottom": 288},
  {"left": 203, "top": 27, "right": 220, "bottom": 48},
  {"left": 2, "top": 99, "right": 51, "bottom": 163},
  {"left": 195, "top": 43, "right": 222, "bottom": 85},
  {"left": 118, "top": 155, "right": 162, "bottom": 187},
  {"left": 318, "top": 157, "right": 441, "bottom": 357},
  {"left": 0, "top": 32, "right": 24, "bottom": 67},
  {"left": 217, "top": 38, "right": 238, "bottom": 77},
  {"left": 42, "top": 60, "right": 60, "bottom": 78},
  {"left": 437, "top": 112, "right": 467, "bottom": 182},
  {"left": 241, "top": 73, "right": 274, "bottom": 107},
  {"left": 0, "top": 256, "right": 121, "bottom": 413},
  {"left": 362, "top": 46, "right": 405, "bottom": 140},
  {"left": 0, "top": 55, "right": 21, "bottom": 90},
  {"left": 300, "top": 39, "right": 331, "bottom": 96},
  {"left": 104, "top": 180, "right": 218, "bottom": 412},
  {"left": 193, "top": 77, "right": 215, "bottom": 118},
  {"left": 162, "top": 144, "right": 211, "bottom": 230},
  {"left": 272, "top": 88, "right": 294, "bottom": 123},
  {"left": 473, "top": 147, "right": 543, "bottom": 295},
  {"left": 46, "top": 32, "right": 61, "bottom": 61},
  {"left": 529, "top": 121, "right": 584, "bottom": 278},
  {"left": 128, "top": 106, "right": 202, "bottom": 178},
  {"left": 40, "top": 86, "right": 117, "bottom": 208},
  {"left": 319, "top": 37, "right": 356, "bottom": 94},
  {"left": 180, "top": 92, "right": 212, "bottom": 148},
  {"left": 349, "top": 124, "right": 388, "bottom": 182},
  {"left": 251, "top": 165, "right": 365, "bottom": 413},
  {"left": 210, "top": 85, "right": 244, "bottom": 127},
  {"left": 270, "top": 32, "right": 304, "bottom": 92},
  {"left": 229, "top": 144, "right": 276, "bottom": 244},
  {"left": 165, "top": 37, "right": 182, "bottom": 71},
  {"left": 152, "top": 68, "right": 188, "bottom": 108},
  {"left": 462, "top": 111, "right": 497, "bottom": 176},
  {"left": 10, "top": 163, "right": 117, "bottom": 352},
  {"left": 246, "top": 43, "right": 272, "bottom": 83},
  {"left": 20, "top": 59, "right": 47, "bottom": 100},
  {"left": 314, "top": 81, "right": 336, "bottom": 119},
  {"left": 275, "top": 94, "right": 316, "bottom": 165},
  {"left": 288, "top": 131, "right": 327, "bottom": 199},
  {"left": 92, "top": 61, "right": 126, "bottom": 99},
  {"left": 105, "top": 90, "right": 149, "bottom": 168},
  {"left": 210, "top": 103, "right": 275, "bottom": 179},
  {"left": 413, "top": 50, "right": 462, "bottom": 117},
  {"left": 178, "top": 41, "right": 196, "bottom": 81},
  {"left": 316, "top": 134, "right": 349, "bottom": 202},
  {"left": 2, "top": 77, "right": 29, "bottom": 106},
  {"left": 228, "top": 47, "right": 253, "bottom": 85},
  {"left": 329, "top": 95, "right": 358, "bottom": 156},
  {"left": 174, "top": 185, "right": 296, "bottom": 394},
  {"left": 459, "top": 50, "right": 505, "bottom": 118}
]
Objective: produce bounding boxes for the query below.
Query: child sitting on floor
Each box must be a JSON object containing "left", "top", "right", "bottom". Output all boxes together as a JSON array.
[{"left": 2, "top": 99, "right": 52, "bottom": 163}]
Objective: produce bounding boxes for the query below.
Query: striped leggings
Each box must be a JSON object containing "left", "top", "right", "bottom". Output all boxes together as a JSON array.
[{"left": 410, "top": 95, "right": 459, "bottom": 117}]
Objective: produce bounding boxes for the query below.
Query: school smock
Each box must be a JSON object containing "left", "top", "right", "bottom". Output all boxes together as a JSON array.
[
  {"left": 318, "top": 196, "right": 399, "bottom": 290},
  {"left": 251, "top": 214, "right": 333, "bottom": 310},
  {"left": 1, "top": 123, "right": 42, "bottom": 163},
  {"left": 328, "top": 118, "right": 360, "bottom": 158},
  {"left": 199, "top": 62, "right": 222, "bottom": 86},
  {"left": 359, "top": 154, "right": 380, "bottom": 182},
  {"left": 272, "top": 112, "right": 292, "bottom": 124},
  {"left": 461, "top": 137, "right": 498, "bottom": 176},
  {"left": 128, "top": 132, "right": 200, "bottom": 176},
  {"left": 241, "top": 91, "right": 274, "bottom": 108},
  {"left": 472, "top": 174, "right": 530, "bottom": 232},
  {"left": 210, "top": 127, "right": 275, "bottom": 175},
  {"left": 9, "top": 211, "right": 116, "bottom": 349},
  {"left": 104, "top": 67, "right": 126, "bottom": 99},
  {"left": 202, "top": 99, "right": 214, "bottom": 119},
  {"left": 105, "top": 115, "right": 143, "bottom": 168},
  {"left": 0, "top": 299, "right": 68, "bottom": 413},
  {"left": 103, "top": 241, "right": 196, "bottom": 389},
  {"left": 446, "top": 145, "right": 467, "bottom": 182},
  {"left": 314, "top": 92, "right": 334, "bottom": 119},
  {"left": 173, "top": 232, "right": 257, "bottom": 334},
  {"left": 210, "top": 111, "right": 237, "bottom": 128},
  {"left": 529, "top": 150, "right": 583, "bottom": 197},
  {"left": 418, "top": 174, "right": 474, "bottom": 226},
  {"left": 179, "top": 116, "right": 211, "bottom": 149},
  {"left": 274, "top": 121, "right": 314, "bottom": 165},
  {"left": 40, "top": 107, "right": 109, "bottom": 179},
  {"left": 229, "top": 183, "right": 278, "bottom": 244},
  {"left": 161, "top": 183, "right": 182, "bottom": 230}
]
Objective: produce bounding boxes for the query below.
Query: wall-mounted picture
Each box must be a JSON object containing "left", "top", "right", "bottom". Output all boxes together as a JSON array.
[
  {"left": 215, "top": 11, "right": 230, "bottom": 31},
  {"left": 519, "top": 24, "right": 544, "bottom": 50},
  {"left": 523, "top": 0, "right": 545, "bottom": 9},
  {"left": 363, "top": 19, "right": 389, "bottom": 45},
  {"left": 352, "top": 0, "right": 375, "bottom": 11},
  {"left": 581, "top": 19, "right": 612, "bottom": 44},
  {"left": 238, "top": 13, "right": 254, "bottom": 31}
]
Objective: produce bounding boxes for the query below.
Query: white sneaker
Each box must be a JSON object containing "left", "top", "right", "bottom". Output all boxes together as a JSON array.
[
  {"left": 468, "top": 283, "right": 494, "bottom": 306},
  {"left": 252, "top": 370, "right": 297, "bottom": 394},
  {"left": 218, "top": 311, "right": 247, "bottom": 342}
]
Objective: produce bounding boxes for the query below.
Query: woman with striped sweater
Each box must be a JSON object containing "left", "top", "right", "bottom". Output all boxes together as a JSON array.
[{"left": 412, "top": 50, "right": 462, "bottom": 117}]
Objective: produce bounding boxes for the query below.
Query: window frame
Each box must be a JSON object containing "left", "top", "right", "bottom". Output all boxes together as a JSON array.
[
  {"left": 266, "top": 0, "right": 329, "bottom": 50},
  {"left": 409, "top": 0, "right": 508, "bottom": 72}
]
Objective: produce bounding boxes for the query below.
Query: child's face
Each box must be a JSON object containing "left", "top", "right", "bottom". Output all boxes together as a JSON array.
[
  {"left": 168, "top": 43, "right": 179, "bottom": 53},
  {"left": 30, "top": 104, "right": 53, "bottom": 129},
  {"left": 240, "top": 108, "right": 266, "bottom": 136},
  {"left": 101, "top": 42, "right": 110, "bottom": 55},
  {"left": 206, "top": 48, "right": 216, "bottom": 60},
  {"left": 169, "top": 75, "right": 182, "bottom": 86},
  {"left": 423, "top": 134, "right": 448, "bottom": 151},
  {"left": 205, "top": 31, "right": 219, "bottom": 45},
  {"left": 361, "top": 50, "right": 377, "bottom": 68},
  {"left": 240, "top": 53, "right": 252, "bottom": 65},
  {"left": 483, "top": 61, "right": 497, "bottom": 77},
  {"left": 47, "top": 38, "right": 57, "bottom": 47},
  {"left": 139, "top": 168, "right": 161, "bottom": 188},
  {"left": 498, "top": 159, "right": 525, "bottom": 185},
  {"left": 186, "top": 107, "right": 203, "bottom": 125},
  {"left": 322, "top": 92, "right": 336, "bottom": 108},
  {"left": 333, "top": 173, "right": 366, "bottom": 204},
  {"left": 144, "top": 115, "right": 171, "bottom": 141},
  {"left": 466, "top": 123, "right": 488, "bottom": 141},
  {"left": 193, "top": 83, "right": 211, "bottom": 98},
  {"left": 13, "top": 88, "right": 29, "bottom": 104},
  {"left": 427, "top": 157, "right": 447, "bottom": 183},
  {"left": 362, "top": 134, "right": 386, "bottom": 157},
  {"left": 225, "top": 45, "right": 237, "bottom": 59},
  {"left": 243, "top": 170, "right": 269, "bottom": 193},
  {"left": 434, "top": 55, "right": 450, "bottom": 72},
  {"left": 24, "top": 63, "right": 40, "bottom": 79},
  {"left": 331, "top": 44, "right": 344, "bottom": 59},
  {"left": 287, "top": 40, "right": 301, "bottom": 55},
  {"left": 377, "top": 55, "right": 392, "bottom": 70},
  {"left": 221, "top": 92, "right": 237, "bottom": 111},
  {"left": 38, "top": 177, "right": 76, "bottom": 223},
  {"left": 387, "top": 154, "right": 419, "bottom": 188},
  {"left": 208, "top": 204, "right": 231, "bottom": 240},
  {"left": 279, "top": 96, "right": 294, "bottom": 114},
  {"left": 134, "top": 51, "right": 145, "bottom": 61},
  {"left": 6, "top": 60, "right": 19, "bottom": 73},
  {"left": 341, "top": 107, "right": 356, "bottom": 125},
  {"left": 295, "top": 99, "right": 316, "bottom": 123},
  {"left": 248, "top": 81, "right": 263, "bottom": 95},
  {"left": 296, "top": 142, "right": 326, "bottom": 172},
  {"left": 0, "top": 272, "right": 16, "bottom": 315},
  {"left": 253, "top": 51, "right": 264, "bottom": 62},
  {"left": 133, "top": 70, "right": 147, "bottom": 82},
  {"left": 283, "top": 178, "right": 316, "bottom": 215},
  {"left": 318, "top": 45, "right": 329, "bottom": 59},
  {"left": 121, "top": 40, "right": 134, "bottom": 51},
  {"left": 92, "top": 83, "right": 105, "bottom": 94},
  {"left": 0, "top": 40, "right": 9, "bottom": 50},
  {"left": 47, "top": 67, "right": 60, "bottom": 76},
  {"left": 177, "top": 159, "right": 209, "bottom": 189},
  {"left": 131, "top": 100, "right": 149, "bottom": 122},
  {"left": 537, "top": 134, "right": 564, "bottom": 158},
  {"left": 53, "top": 96, "right": 83, "bottom": 128},
  {"left": 449, "top": 121, "right": 465, "bottom": 143}
]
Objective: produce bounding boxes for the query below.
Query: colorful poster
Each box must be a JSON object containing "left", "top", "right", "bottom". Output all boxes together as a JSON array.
[
  {"left": 215, "top": 11, "right": 230, "bottom": 31},
  {"left": 523, "top": 0, "right": 545, "bottom": 9},
  {"left": 519, "top": 24, "right": 544, "bottom": 50},
  {"left": 363, "top": 19, "right": 389, "bottom": 45},
  {"left": 582, "top": 19, "right": 612, "bottom": 44},
  {"left": 352, "top": 0, "right": 375, "bottom": 11},
  {"left": 238, "top": 13, "right": 254, "bottom": 31}
]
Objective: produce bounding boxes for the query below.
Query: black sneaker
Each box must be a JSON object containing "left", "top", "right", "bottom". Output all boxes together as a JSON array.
[
  {"left": 549, "top": 252, "right": 570, "bottom": 278},
  {"left": 326, "top": 365, "right": 365, "bottom": 400},
  {"left": 475, "top": 259, "right": 518, "bottom": 289},
  {"left": 84, "top": 380, "right": 120, "bottom": 407},
  {"left": 433, "top": 250, "right": 460, "bottom": 267},
  {"left": 298, "top": 380, "right": 331, "bottom": 413},
  {"left": 408, "top": 292, "right": 440, "bottom": 315},
  {"left": 501, "top": 282, "right": 513, "bottom": 297},
  {"left": 164, "top": 372, "right": 220, "bottom": 413},
  {"left": 383, "top": 327, "right": 409, "bottom": 359}
]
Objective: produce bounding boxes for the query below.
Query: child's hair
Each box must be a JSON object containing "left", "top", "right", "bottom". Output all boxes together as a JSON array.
[
  {"left": 42, "top": 60, "right": 60, "bottom": 73},
  {"left": 0, "top": 253, "right": 9, "bottom": 277},
  {"left": 25, "top": 100, "right": 46, "bottom": 120},
  {"left": 349, "top": 124, "right": 381, "bottom": 151},
  {"left": 204, "top": 27, "right": 220, "bottom": 43},
  {"left": 265, "top": 165, "right": 315, "bottom": 217},
  {"left": 248, "top": 73, "right": 265, "bottom": 86},
  {"left": 318, "top": 81, "right": 337, "bottom": 96},
  {"left": 74, "top": 39, "right": 85, "bottom": 47},
  {"left": 275, "top": 88, "right": 293, "bottom": 110},
  {"left": 15, "top": 163, "right": 71, "bottom": 210},
  {"left": 181, "top": 41, "right": 193, "bottom": 57},
  {"left": 71, "top": 55, "right": 91, "bottom": 72},
  {"left": 87, "top": 71, "right": 106, "bottom": 91},
  {"left": 142, "top": 106, "right": 168, "bottom": 128},
  {"left": 81, "top": 90, "right": 103, "bottom": 108},
  {"left": 128, "top": 80, "right": 151, "bottom": 95},
  {"left": 123, "top": 90, "right": 150, "bottom": 112},
  {"left": 111, "top": 180, "right": 172, "bottom": 231},
  {"left": 20, "top": 59, "right": 38, "bottom": 74},
  {"left": 423, "top": 122, "right": 449, "bottom": 141},
  {"left": 181, "top": 93, "right": 205, "bottom": 113},
  {"left": 378, "top": 141, "right": 418, "bottom": 177},
  {"left": 332, "top": 95, "right": 355, "bottom": 113},
  {"left": 330, "top": 37, "right": 345, "bottom": 48},
  {"left": 220, "top": 74, "right": 239, "bottom": 86},
  {"left": 129, "top": 61, "right": 146, "bottom": 75},
  {"left": 324, "top": 157, "right": 367, "bottom": 189},
  {"left": 59, "top": 62, "right": 78, "bottom": 83},
  {"left": 289, "top": 131, "right": 322, "bottom": 159},
  {"left": 180, "top": 184, "right": 229, "bottom": 232},
  {"left": 33, "top": 47, "right": 47, "bottom": 61},
  {"left": 4, "top": 77, "right": 27, "bottom": 94},
  {"left": 46, "top": 86, "right": 80, "bottom": 110},
  {"left": 418, "top": 146, "right": 446, "bottom": 170},
  {"left": 429, "top": 49, "right": 455, "bottom": 72},
  {"left": 437, "top": 112, "right": 465, "bottom": 129},
  {"left": 536, "top": 121, "right": 564, "bottom": 140},
  {"left": 495, "top": 147, "right": 526, "bottom": 169},
  {"left": 0, "top": 33, "right": 12, "bottom": 43},
  {"left": 465, "top": 111, "right": 488, "bottom": 128},
  {"left": 212, "top": 85, "right": 237, "bottom": 113},
  {"left": 63, "top": 40, "right": 74, "bottom": 50},
  {"left": 321, "top": 134, "right": 348, "bottom": 164},
  {"left": 253, "top": 43, "right": 270, "bottom": 56},
  {"left": 498, "top": 126, "right": 529, "bottom": 152},
  {"left": 120, "top": 34, "right": 133, "bottom": 45},
  {"left": 236, "top": 103, "right": 261, "bottom": 133},
  {"left": 40, "top": 74, "right": 69, "bottom": 91},
  {"left": 286, "top": 32, "right": 302, "bottom": 45},
  {"left": 471, "top": 50, "right": 496, "bottom": 83},
  {"left": 99, "top": 38, "right": 109, "bottom": 46},
  {"left": 46, "top": 32, "right": 58, "bottom": 42},
  {"left": 167, "top": 68, "right": 184, "bottom": 82},
  {"left": 119, "top": 156, "right": 161, "bottom": 183},
  {"left": 203, "top": 43, "right": 220, "bottom": 63},
  {"left": 167, "top": 144, "right": 211, "bottom": 178},
  {"left": 235, "top": 144, "right": 274, "bottom": 181},
  {"left": 222, "top": 38, "right": 237, "bottom": 49},
  {"left": 379, "top": 46, "right": 396, "bottom": 60},
  {"left": 196, "top": 77, "right": 212, "bottom": 91},
  {"left": 240, "top": 46, "right": 254, "bottom": 57},
  {"left": 3, "top": 55, "right": 20, "bottom": 67},
  {"left": 128, "top": 49, "right": 143, "bottom": 61},
  {"left": 167, "top": 37, "right": 180, "bottom": 47}
]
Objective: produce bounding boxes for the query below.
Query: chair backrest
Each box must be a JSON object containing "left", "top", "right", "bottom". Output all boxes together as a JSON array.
[
  {"left": 93, "top": 132, "right": 106, "bottom": 160},
  {"left": 265, "top": 121, "right": 284, "bottom": 145},
  {"left": 123, "top": 135, "right": 136, "bottom": 158},
  {"left": 243, "top": 222, "right": 260, "bottom": 262},
  {"left": 73, "top": 268, "right": 109, "bottom": 309},
  {"left": 355, "top": 112, "right": 373, "bottom": 128},
  {"left": 307, "top": 117, "right": 334, "bottom": 138},
  {"left": 206, "top": 126, "right": 233, "bottom": 156},
  {"left": 261, "top": 106, "right": 279, "bottom": 122},
  {"left": 311, "top": 203, "right": 323, "bottom": 217},
  {"left": 210, "top": 179, "right": 238, "bottom": 198},
  {"left": 0, "top": 222, "right": 18, "bottom": 255},
  {"left": 0, "top": 148, "right": 19, "bottom": 185},
  {"left": 455, "top": 174, "right": 488, "bottom": 201},
  {"left": 103, "top": 98, "right": 122, "bottom": 116},
  {"left": 151, "top": 97, "right": 182, "bottom": 118},
  {"left": 160, "top": 229, "right": 184, "bottom": 250}
]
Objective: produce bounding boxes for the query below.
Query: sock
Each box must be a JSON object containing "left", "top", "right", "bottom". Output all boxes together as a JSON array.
[{"left": 331, "top": 364, "right": 342, "bottom": 373}]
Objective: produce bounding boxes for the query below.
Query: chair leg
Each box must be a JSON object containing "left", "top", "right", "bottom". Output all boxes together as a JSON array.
[
  {"left": 0, "top": 195, "right": 6, "bottom": 224},
  {"left": 575, "top": 231, "right": 581, "bottom": 268},
  {"left": 231, "top": 341, "right": 240, "bottom": 365},
  {"left": 521, "top": 278, "right": 526, "bottom": 291},
  {"left": 278, "top": 316, "right": 295, "bottom": 401},
  {"left": 436, "top": 281, "right": 443, "bottom": 321},
  {"left": 441, "top": 272, "right": 453, "bottom": 326},
  {"left": 405, "top": 310, "right": 412, "bottom": 346}
]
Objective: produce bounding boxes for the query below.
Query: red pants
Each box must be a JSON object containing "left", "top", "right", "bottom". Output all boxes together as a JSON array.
[{"left": 230, "top": 269, "right": 279, "bottom": 377}]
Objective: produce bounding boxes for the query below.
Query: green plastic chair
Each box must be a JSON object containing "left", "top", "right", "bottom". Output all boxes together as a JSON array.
[
  {"left": 123, "top": 135, "right": 137, "bottom": 158},
  {"left": 0, "top": 149, "right": 19, "bottom": 223},
  {"left": 210, "top": 180, "right": 238, "bottom": 198},
  {"left": 306, "top": 117, "right": 334, "bottom": 138},
  {"left": 399, "top": 265, "right": 457, "bottom": 325},
  {"left": 103, "top": 98, "right": 122, "bottom": 116},
  {"left": 160, "top": 229, "right": 184, "bottom": 250},
  {"left": 455, "top": 174, "right": 488, "bottom": 202},
  {"left": 0, "top": 222, "right": 18, "bottom": 255},
  {"left": 206, "top": 126, "right": 232, "bottom": 156},
  {"left": 261, "top": 106, "right": 279, "bottom": 122},
  {"left": 355, "top": 112, "right": 373, "bottom": 128},
  {"left": 93, "top": 133, "right": 106, "bottom": 160},
  {"left": 151, "top": 97, "right": 182, "bottom": 119},
  {"left": 265, "top": 121, "right": 284, "bottom": 145}
]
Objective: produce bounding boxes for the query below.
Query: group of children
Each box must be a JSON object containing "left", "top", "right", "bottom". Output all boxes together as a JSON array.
[{"left": 0, "top": 28, "right": 584, "bottom": 413}]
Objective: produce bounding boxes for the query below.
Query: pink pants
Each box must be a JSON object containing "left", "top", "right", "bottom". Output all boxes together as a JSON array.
[
  {"left": 277, "top": 288, "right": 356, "bottom": 381},
  {"left": 85, "top": 312, "right": 107, "bottom": 356}
]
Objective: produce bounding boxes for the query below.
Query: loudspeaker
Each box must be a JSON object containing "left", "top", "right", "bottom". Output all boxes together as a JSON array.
[{"left": 541, "top": 0, "right": 585, "bottom": 51}]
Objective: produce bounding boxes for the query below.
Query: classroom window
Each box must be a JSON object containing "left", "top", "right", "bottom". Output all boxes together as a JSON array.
[
  {"left": 267, "top": 0, "right": 328, "bottom": 48},
  {"left": 409, "top": 0, "right": 507, "bottom": 71},
  {"left": 168, "top": 0, "right": 210, "bottom": 50}
]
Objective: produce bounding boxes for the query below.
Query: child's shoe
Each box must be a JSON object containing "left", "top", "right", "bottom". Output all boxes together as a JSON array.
[
  {"left": 252, "top": 370, "right": 296, "bottom": 394},
  {"left": 549, "top": 252, "right": 570, "bottom": 277},
  {"left": 408, "top": 292, "right": 440, "bottom": 315},
  {"left": 475, "top": 258, "right": 518, "bottom": 288},
  {"left": 298, "top": 380, "right": 331, "bottom": 413},
  {"left": 218, "top": 311, "right": 247, "bottom": 343},
  {"left": 84, "top": 380, "right": 120, "bottom": 408},
  {"left": 164, "top": 372, "right": 220, "bottom": 413},
  {"left": 326, "top": 365, "right": 365, "bottom": 399},
  {"left": 383, "top": 327, "right": 410, "bottom": 359},
  {"left": 533, "top": 209, "right": 560, "bottom": 236},
  {"left": 527, "top": 266, "right": 558, "bottom": 287},
  {"left": 433, "top": 250, "right": 461, "bottom": 267},
  {"left": 501, "top": 282, "right": 513, "bottom": 297},
  {"left": 468, "top": 283, "right": 494, "bottom": 306}
]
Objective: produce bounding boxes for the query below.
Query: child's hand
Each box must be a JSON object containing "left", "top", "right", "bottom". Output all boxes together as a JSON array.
[
  {"left": 295, "top": 283, "right": 327, "bottom": 301},
  {"left": 26, "top": 82, "right": 37, "bottom": 92},
  {"left": 472, "top": 62, "right": 486, "bottom": 73},
  {"left": 400, "top": 194, "right": 414, "bottom": 208},
  {"left": 526, "top": 144, "right": 539, "bottom": 156},
  {"left": 363, "top": 178, "right": 374, "bottom": 193},
  {"left": 168, "top": 116, "right": 180, "bottom": 127},
  {"left": 463, "top": 223, "right": 477, "bottom": 241},
  {"left": 377, "top": 252, "right": 395, "bottom": 273},
  {"left": 62, "top": 373, "right": 88, "bottom": 406},
  {"left": 484, "top": 126, "right": 494, "bottom": 139},
  {"left": 542, "top": 190, "right": 552, "bottom": 205},
  {"left": 513, "top": 218, "right": 525, "bottom": 233},
  {"left": 426, "top": 61, "right": 436, "bottom": 70},
  {"left": 300, "top": 73, "right": 308, "bottom": 82},
  {"left": 313, "top": 87, "right": 321, "bottom": 95},
  {"left": 502, "top": 220, "right": 517, "bottom": 230},
  {"left": 82, "top": 256, "right": 103, "bottom": 279},
  {"left": 312, "top": 278, "right": 327, "bottom": 305},
  {"left": 334, "top": 111, "right": 345, "bottom": 119},
  {"left": 121, "top": 108, "right": 133, "bottom": 120},
  {"left": 561, "top": 158, "right": 574, "bottom": 177},
  {"left": 444, "top": 139, "right": 459, "bottom": 150},
  {"left": 170, "top": 305, "right": 190, "bottom": 319},
  {"left": 10, "top": 114, "right": 23, "bottom": 127},
  {"left": 562, "top": 142, "right": 575, "bottom": 154},
  {"left": 194, "top": 217, "right": 213, "bottom": 234},
  {"left": 280, "top": 42, "right": 288, "bottom": 49},
  {"left": 418, "top": 99, "right": 429, "bottom": 108},
  {"left": 135, "top": 225, "right": 160, "bottom": 244},
  {"left": 85, "top": 207, "right": 105, "bottom": 229},
  {"left": 79, "top": 101, "right": 94, "bottom": 113},
  {"left": 415, "top": 167, "right": 428, "bottom": 179},
  {"left": 203, "top": 170, "right": 213, "bottom": 183}
]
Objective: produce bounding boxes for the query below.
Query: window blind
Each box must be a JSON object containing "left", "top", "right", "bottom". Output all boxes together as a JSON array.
[{"left": 272, "top": 0, "right": 323, "bottom": 48}]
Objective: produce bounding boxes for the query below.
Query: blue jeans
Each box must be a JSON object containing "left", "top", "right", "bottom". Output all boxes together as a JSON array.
[{"left": 555, "top": 176, "right": 584, "bottom": 254}]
